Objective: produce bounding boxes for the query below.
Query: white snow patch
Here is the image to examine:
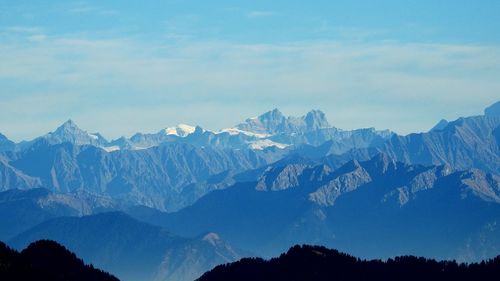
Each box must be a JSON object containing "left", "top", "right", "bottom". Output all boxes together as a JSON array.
[
  {"left": 88, "top": 134, "right": 99, "bottom": 140},
  {"left": 249, "top": 139, "right": 288, "bottom": 150},
  {"left": 132, "top": 145, "right": 154, "bottom": 150},
  {"left": 217, "top": 128, "right": 270, "bottom": 138},
  {"left": 202, "top": 232, "right": 220, "bottom": 246},
  {"left": 164, "top": 124, "right": 196, "bottom": 137},
  {"left": 102, "top": 146, "right": 120, "bottom": 152}
]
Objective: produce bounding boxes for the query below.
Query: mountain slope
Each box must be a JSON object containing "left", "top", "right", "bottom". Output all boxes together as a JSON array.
[
  {"left": 0, "top": 157, "right": 42, "bottom": 191},
  {"left": 0, "top": 240, "right": 118, "bottom": 281},
  {"left": 9, "top": 212, "right": 242, "bottom": 281},
  {"left": 430, "top": 119, "right": 449, "bottom": 132},
  {"left": 485, "top": 101, "right": 500, "bottom": 117}
]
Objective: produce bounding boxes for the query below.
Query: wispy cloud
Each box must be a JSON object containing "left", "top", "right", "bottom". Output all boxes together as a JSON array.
[
  {"left": 66, "top": 3, "right": 117, "bottom": 16},
  {"left": 162, "top": 15, "right": 200, "bottom": 41},
  {"left": 1, "top": 26, "right": 44, "bottom": 34},
  {"left": 0, "top": 33, "right": 499, "bottom": 141},
  {"left": 247, "top": 11, "right": 275, "bottom": 18},
  {"left": 0, "top": 25, "right": 48, "bottom": 43},
  {"left": 27, "top": 34, "right": 47, "bottom": 42}
]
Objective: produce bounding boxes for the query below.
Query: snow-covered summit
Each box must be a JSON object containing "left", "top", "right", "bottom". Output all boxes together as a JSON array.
[{"left": 163, "top": 124, "right": 196, "bottom": 137}]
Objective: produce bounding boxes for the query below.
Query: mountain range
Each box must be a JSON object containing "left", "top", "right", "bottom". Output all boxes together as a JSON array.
[
  {"left": 4, "top": 108, "right": 393, "bottom": 152},
  {"left": 0, "top": 108, "right": 396, "bottom": 211},
  {"left": 132, "top": 152, "right": 500, "bottom": 260},
  {"left": 0, "top": 101, "right": 499, "bottom": 280},
  {"left": 1, "top": 104, "right": 498, "bottom": 212}
]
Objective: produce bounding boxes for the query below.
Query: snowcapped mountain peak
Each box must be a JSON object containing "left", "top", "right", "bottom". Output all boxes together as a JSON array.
[
  {"left": 44, "top": 119, "right": 108, "bottom": 146},
  {"left": 164, "top": 124, "right": 196, "bottom": 137}
]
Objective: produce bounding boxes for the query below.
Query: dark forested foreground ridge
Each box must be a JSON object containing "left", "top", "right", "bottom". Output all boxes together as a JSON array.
[
  {"left": 0, "top": 240, "right": 118, "bottom": 281},
  {"left": 198, "top": 245, "right": 500, "bottom": 281}
]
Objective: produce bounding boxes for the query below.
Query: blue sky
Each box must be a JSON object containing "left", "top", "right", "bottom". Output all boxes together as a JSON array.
[{"left": 1, "top": 0, "right": 500, "bottom": 141}]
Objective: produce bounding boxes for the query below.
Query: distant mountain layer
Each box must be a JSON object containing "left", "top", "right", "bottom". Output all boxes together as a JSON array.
[
  {"left": 3, "top": 108, "right": 394, "bottom": 152},
  {"left": 9, "top": 212, "right": 242, "bottom": 281},
  {"left": 382, "top": 115, "right": 500, "bottom": 174},
  {"left": 1, "top": 109, "right": 497, "bottom": 212},
  {"left": 1, "top": 103, "right": 498, "bottom": 161},
  {"left": 4, "top": 141, "right": 277, "bottom": 211},
  {"left": 0, "top": 188, "right": 116, "bottom": 241},
  {"left": 103, "top": 108, "right": 390, "bottom": 151},
  {"left": 141, "top": 153, "right": 500, "bottom": 261},
  {"left": 198, "top": 245, "right": 500, "bottom": 281},
  {"left": 0, "top": 240, "right": 118, "bottom": 281},
  {"left": 289, "top": 113, "right": 500, "bottom": 174}
]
